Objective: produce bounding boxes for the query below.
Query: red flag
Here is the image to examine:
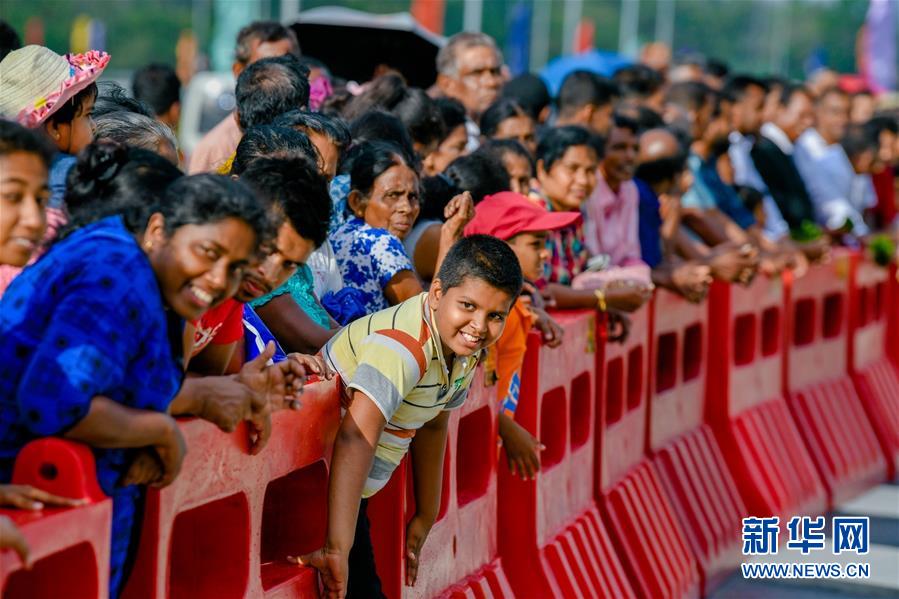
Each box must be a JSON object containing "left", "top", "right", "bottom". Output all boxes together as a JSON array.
[{"left": 411, "top": 0, "right": 445, "bottom": 36}]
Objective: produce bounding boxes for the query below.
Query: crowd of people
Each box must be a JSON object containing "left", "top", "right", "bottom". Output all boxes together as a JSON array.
[{"left": 0, "top": 17, "right": 897, "bottom": 599}]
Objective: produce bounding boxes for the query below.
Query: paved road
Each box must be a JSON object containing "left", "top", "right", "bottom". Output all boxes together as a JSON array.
[{"left": 712, "top": 480, "right": 899, "bottom": 598}]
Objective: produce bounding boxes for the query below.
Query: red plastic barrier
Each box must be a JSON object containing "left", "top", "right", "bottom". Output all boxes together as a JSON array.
[
  {"left": 785, "top": 253, "right": 886, "bottom": 507},
  {"left": 366, "top": 367, "right": 513, "bottom": 599},
  {"left": 120, "top": 379, "right": 340, "bottom": 599},
  {"left": 1, "top": 439, "right": 112, "bottom": 599},
  {"left": 849, "top": 255, "right": 899, "bottom": 478},
  {"left": 499, "top": 310, "right": 632, "bottom": 598},
  {"left": 595, "top": 305, "right": 699, "bottom": 599},
  {"left": 889, "top": 263, "right": 899, "bottom": 367},
  {"left": 707, "top": 275, "right": 827, "bottom": 524},
  {"left": 648, "top": 289, "right": 745, "bottom": 594}
]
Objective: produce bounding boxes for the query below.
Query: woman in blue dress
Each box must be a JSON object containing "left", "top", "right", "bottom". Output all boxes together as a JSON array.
[{"left": 0, "top": 144, "right": 271, "bottom": 597}]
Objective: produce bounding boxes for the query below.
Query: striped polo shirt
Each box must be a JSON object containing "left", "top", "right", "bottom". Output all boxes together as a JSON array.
[{"left": 323, "top": 292, "right": 481, "bottom": 498}]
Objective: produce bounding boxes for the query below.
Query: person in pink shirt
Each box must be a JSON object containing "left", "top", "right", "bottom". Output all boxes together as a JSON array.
[
  {"left": 188, "top": 21, "right": 300, "bottom": 174},
  {"left": 579, "top": 114, "right": 653, "bottom": 298}
]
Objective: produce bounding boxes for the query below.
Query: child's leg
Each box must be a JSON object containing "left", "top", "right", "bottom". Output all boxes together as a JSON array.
[{"left": 347, "top": 498, "right": 386, "bottom": 599}]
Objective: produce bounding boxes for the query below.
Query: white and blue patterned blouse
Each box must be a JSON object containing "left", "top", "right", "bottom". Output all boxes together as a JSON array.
[{"left": 331, "top": 217, "right": 414, "bottom": 314}]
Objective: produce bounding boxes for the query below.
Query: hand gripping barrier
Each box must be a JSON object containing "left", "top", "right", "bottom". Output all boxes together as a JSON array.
[
  {"left": 784, "top": 253, "right": 886, "bottom": 508},
  {"left": 706, "top": 275, "right": 827, "bottom": 526},
  {"left": 596, "top": 305, "right": 699, "bottom": 599},
  {"left": 498, "top": 310, "right": 633, "bottom": 598},
  {"left": 1, "top": 439, "right": 112, "bottom": 599},
  {"left": 365, "top": 367, "right": 513, "bottom": 599},
  {"left": 848, "top": 254, "right": 899, "bottom": 478},
  {"left": 647, "top": 289, "right": 745, "bottom": 595},
  {"left": 120, "top": 379, "right": 340, "bottom": 599}
]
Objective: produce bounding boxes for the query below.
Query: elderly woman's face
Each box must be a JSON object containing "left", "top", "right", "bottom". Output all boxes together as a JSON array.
[{"left": 353, "top": 163, "right": 420, "bottom": 239}]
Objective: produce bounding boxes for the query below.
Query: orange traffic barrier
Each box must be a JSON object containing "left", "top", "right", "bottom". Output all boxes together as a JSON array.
[
  {"left": 499, "top": 310, "right": 631, "bottom": 598},
  {"left": 849, "top": 254, "right": 899, "bottom": 478},
  {"left": 648, "top": 289, "right": 745, "bottom": 594},
  {"left": 1, "top": 439, "right": 112, "bottom": 599},
  {"left": 784, "top": 253, "right": 887, "bottom": 508},
  {"left": 120, "top": 379, "right": 340, "bottom": 599}
]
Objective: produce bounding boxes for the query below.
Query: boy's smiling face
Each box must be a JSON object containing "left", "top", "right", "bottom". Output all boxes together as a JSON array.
[{"left": 429, "top": 276, "right": 515, "bottom": 358}]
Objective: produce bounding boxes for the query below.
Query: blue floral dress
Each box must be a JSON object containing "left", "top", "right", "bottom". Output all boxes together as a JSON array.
[
  {"left": 330, "top": 217, "right": 414, "bottom": 314},
  {"left": 0, "top": 216, "right": 183, "bottom": 598}
]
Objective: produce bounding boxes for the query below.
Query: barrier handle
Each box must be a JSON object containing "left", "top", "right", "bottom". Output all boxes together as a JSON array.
[{"left": 11, "top": 438, "right": 107, "bottom": 502}]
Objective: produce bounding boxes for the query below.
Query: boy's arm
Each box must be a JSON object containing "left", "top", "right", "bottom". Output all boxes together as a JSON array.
[
  {"left": 406, "top": 410, "right": 451, "bottom": 586},
  {"left": 292, "top": 390, "right": 386, "bottom": 598}
]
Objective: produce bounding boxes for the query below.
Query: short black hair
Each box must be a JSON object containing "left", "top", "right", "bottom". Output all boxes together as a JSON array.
[
  {"left": 557, "top": 71, "right": 619, "bottom": 116},
  {"left": 0, "top": 20, "right": 22, "bottom": 61},
  {"left": 612, "top": 65, "right": 663, "bottom": 100},
  {"left": 502, "top": 73, "right": 550, "bottom": 121},
  {"left": 273, "top": 109, "right": 351, "bottom": 153},
  {"left": 93, "top": 81, "right": 155, "bottom": 118},
  {"left": 235, "top": 54, "right": 310, "bottom": 130},
  {"left": 62, "top": 141, "right": 183, "bottom": 234},
  {"left": 159, "top": 174, "right": 272, "bottom": 247},
  {"left": 0, "top": 119, "right": 54, "bottom": 166},
  {"left": 231, "top": 125, "right": 320, "bottom": 176},
  {"left": 479, "top": 98, "right": 530, "bottom": 138},
  {"left": 841, "top": 123, "right": 878, "bottom": 160},
  {"left": 536, "top": 125, "right": 597, "bottom": 170},
  {"left": 444, "top": 151, "right": 510, "bottom": 203},
  {"left": 437, "top": 234, "right": 523, "bottom": 299},
  {"left": 723, "top": 75, "right": 768, "bottom": 100},
  {"left": 46, "top": 84, "right": 98, "bottom": 126},
  {"left": 479, "top": 138, "right": 535, "bottom": 176},
  {"left": 235, "top": 20, "right": 300, "bottom": 64},
  {"left": 349, "top": 140, "right": 415, "bottom": 198},
  {"left": 132, "top": 63, "right": 182, "bottom": 117},
  {"left": 239, "top": 157, "right": 331, "bottom": 248}
]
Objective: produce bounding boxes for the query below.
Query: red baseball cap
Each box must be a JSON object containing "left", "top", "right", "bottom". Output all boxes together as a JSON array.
[{"left": 464, "top": 192, "right": 581, "bottom": 240}]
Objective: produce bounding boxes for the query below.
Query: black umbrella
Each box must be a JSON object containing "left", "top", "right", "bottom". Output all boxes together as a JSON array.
[{"left": 290, "top": 6, "right": 446, "bottom": 89}]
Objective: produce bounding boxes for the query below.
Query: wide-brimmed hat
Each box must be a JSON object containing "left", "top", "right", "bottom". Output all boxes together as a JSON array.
[{"left": 0, "top": 45, "right": 110, "bottom": 128}]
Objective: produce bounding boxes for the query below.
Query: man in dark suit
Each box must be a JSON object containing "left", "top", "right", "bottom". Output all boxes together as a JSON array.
[{"left": 751, "top": 84, "right": 818, "bottom": 233}]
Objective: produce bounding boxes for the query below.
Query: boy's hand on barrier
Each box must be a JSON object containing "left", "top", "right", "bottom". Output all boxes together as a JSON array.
[
  {"left": 405, "top": 514, "right": 433, "bottom": 586},
  {"left": 0, "top": 515, "right": 30, "bottom": 567},
  {"left": 289, "top": 547, "right": 347, "bottom": 598},
  {"left": 530, "top": 306, "right": 564, "bottom": 348},
  {"left": 152, "top": 416, "right": 187, "bottom": 488},
  {"left": 499, "top": 416, "right": 544, "bottom": 480},
  {"left": 0, "top": 484, "right": 86, "bottom": 510},
  {"left": 246, "top": 412, "right": 272, "bottom": 456},
  {"left": 289, "top": 353, "right": 335, "bottom": 385},
  {"left": 122, "top": 449, "right": 164, "bottom": 487}
]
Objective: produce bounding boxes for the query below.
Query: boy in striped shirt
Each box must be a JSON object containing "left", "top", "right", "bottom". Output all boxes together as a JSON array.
[{"left": 294, "top": 235, "right": 523, "bottom": 598}]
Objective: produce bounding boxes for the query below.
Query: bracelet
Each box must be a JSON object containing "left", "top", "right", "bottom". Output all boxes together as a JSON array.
[{"left": 594, "top": 289, "right": 607, "bottom": 312}]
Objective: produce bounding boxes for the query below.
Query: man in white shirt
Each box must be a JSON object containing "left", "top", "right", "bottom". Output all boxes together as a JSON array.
[{"left": 793, "top": 87, "right": 872, "bottom": 235}]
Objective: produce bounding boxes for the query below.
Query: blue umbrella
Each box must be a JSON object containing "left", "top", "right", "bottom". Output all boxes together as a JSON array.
[{"left": 540, "top": 49, "right": 633, "bottom": 96}]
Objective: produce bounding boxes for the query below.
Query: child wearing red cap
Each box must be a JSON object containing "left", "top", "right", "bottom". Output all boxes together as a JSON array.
[{"left": 464, "top": 191, "right": 579, "bottom": 479}]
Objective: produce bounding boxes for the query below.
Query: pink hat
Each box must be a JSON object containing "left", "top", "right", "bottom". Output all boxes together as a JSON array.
[
  {"left": 0, "top": 45, "right": 110, "bottom": 128},
  {"left": 464, "top": 191, "right": 581, "bottom": 240}
]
